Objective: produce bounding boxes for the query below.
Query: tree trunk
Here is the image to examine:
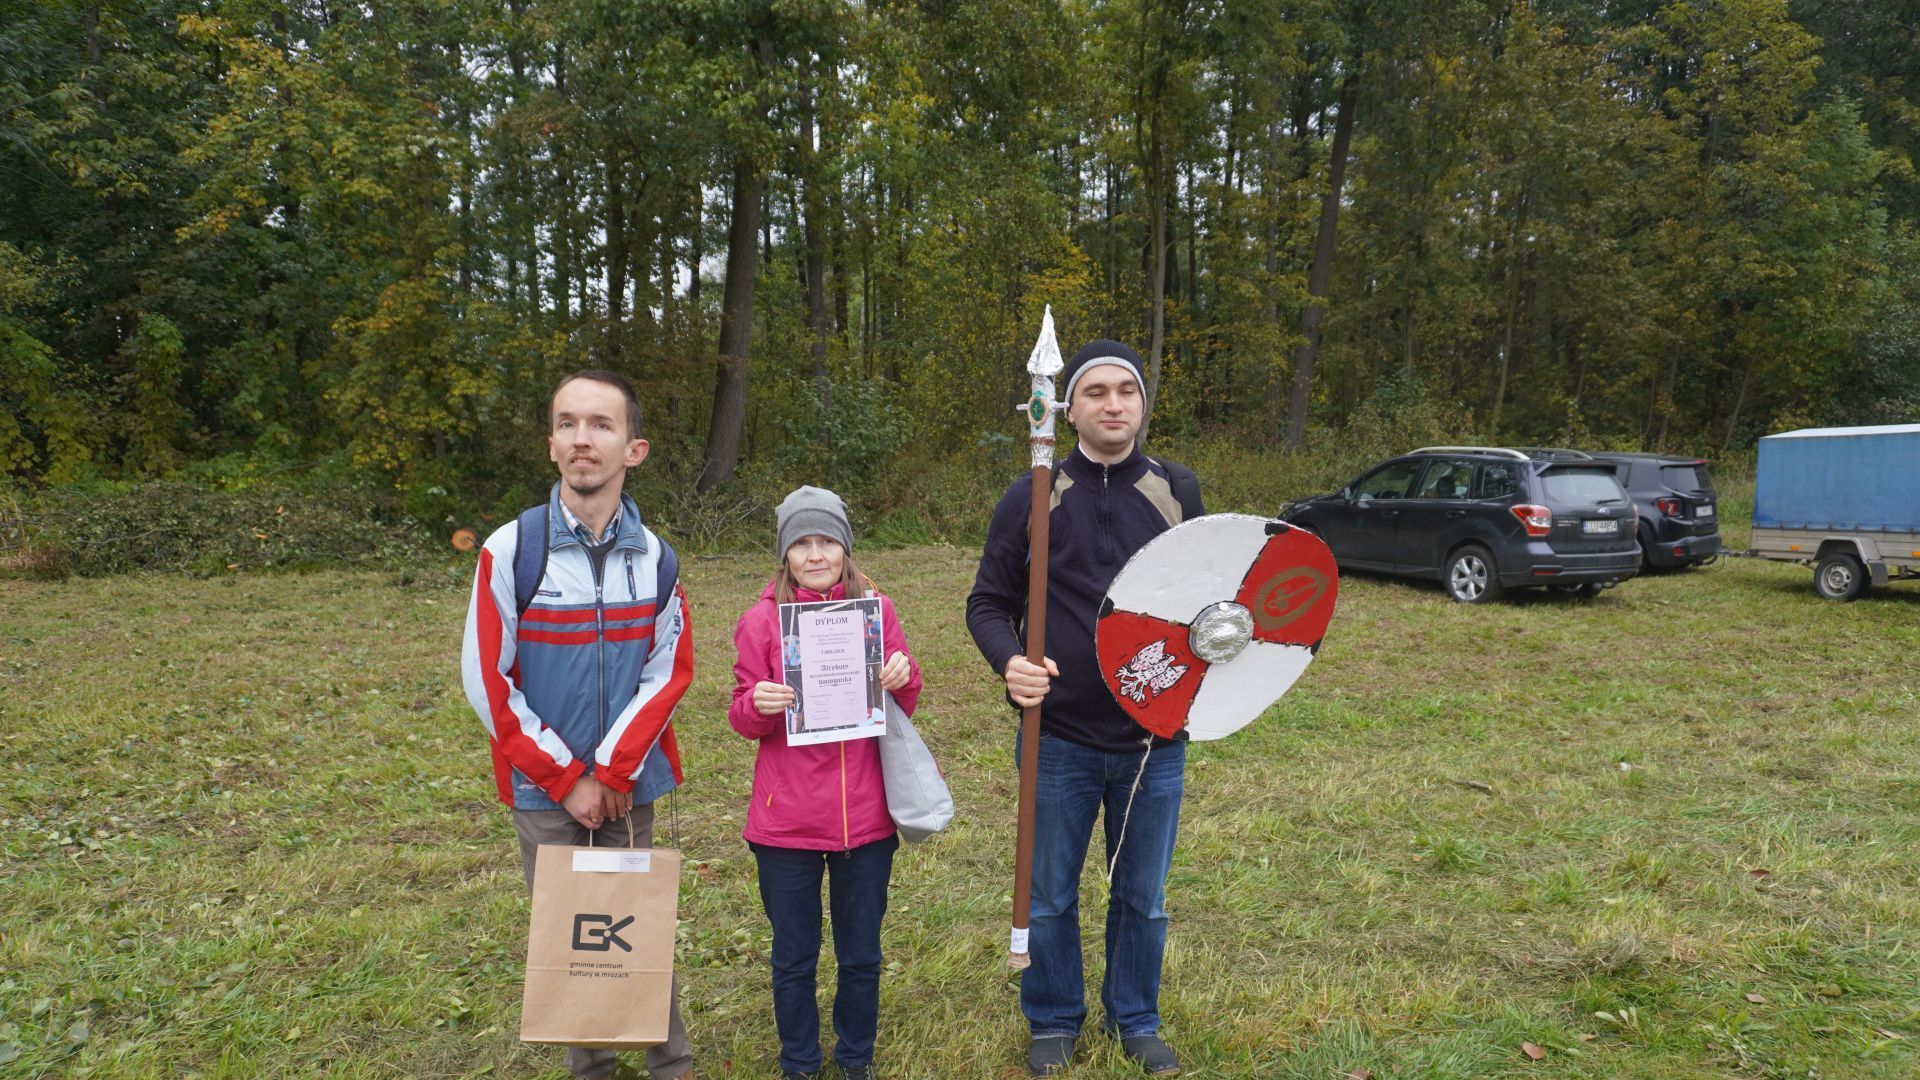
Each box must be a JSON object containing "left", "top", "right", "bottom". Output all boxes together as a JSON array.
[
  {"left": 1259, "top": 104, "right": 1295, "bottom": 420},
  {"left": 823, "top": 65, "right": 851, "bottom": 338},
  {"left": 507, "top": 0, "right": 528, "bottom": 316},
  {"left": 605, "top": 154, "right": 628, "bottom": 355},
  {"left": 456, "top": 55, "right": 474, "bottom": 304},
  {"left": 1488, "top": 192, "right": 1525, "bottom": 441},
  {"left": 1140, "top": 169, "right": 1170, "bottom": 448},
  {"left": 798, "top": 81, "right": 829, "bottom": 397},
  {"left": 697, "top": 156, "right": 767, "bottom": 492},
  {"left": 688, "top": 187, "right": 703, "bottom": 306},
  {"left": 1723, "top": 358, "right": 1753, "bottom": 450},
  {"left": 1656, "top": 350, "right": 1681, "bottom": 449},
  {"left": 1286, "top": 75, "right": 1356, "bottom": 451},
  {"left": 659, "top": 209, "right": 675, "bottom": 325},
  {"left": 1183, "top": 161, "right": 1198, "bottom": 408},
  {"left": 552, "top": 43, "right": 575, "bottom": 319},
  {"left": 1104, "top": 160, "right": 1117, "bottom": 338},
  {"left": 1568, "top": 330, "right": 1587, "bottom": 409}
]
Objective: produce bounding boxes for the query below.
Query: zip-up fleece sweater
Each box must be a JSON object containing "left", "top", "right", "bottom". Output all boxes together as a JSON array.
[
  {"left": 462, "top": 485, "right": 692, "bottom": 811},
  {"left": 966, "top": 446, "right": 1202, "bottom": 752},
  {"left": 729, "top": 578, "right": 922, "bottom": 850}
]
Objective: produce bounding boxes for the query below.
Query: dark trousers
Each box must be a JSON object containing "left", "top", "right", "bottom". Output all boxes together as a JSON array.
[
  {"left": 513, "top": 803, "right": 694, "bottom": 1080},
  {"left": 751, "top": 836, "right": 898, "bottom": 1074}
]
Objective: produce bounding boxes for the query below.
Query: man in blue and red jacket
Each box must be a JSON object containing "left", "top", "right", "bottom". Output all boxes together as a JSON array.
[
  {"left": 461, "top": 369, "right": 698, "bottom": 1080},
  {"left": 967, "top": 341, "right": 1203, "bottom": 1078}
]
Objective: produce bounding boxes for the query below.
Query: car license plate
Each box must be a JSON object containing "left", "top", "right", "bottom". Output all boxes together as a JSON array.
[
  {"left": 1582, "top": 519, "right": 1619, "bottom": 535},
  {"left": 1697, "top": 504, "right": 1715, "bottom": 518}
]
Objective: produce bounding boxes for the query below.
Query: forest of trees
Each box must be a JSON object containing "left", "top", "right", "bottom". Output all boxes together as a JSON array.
[{"left": 4, "top": 0, "right": 1918, "bottom": 523}]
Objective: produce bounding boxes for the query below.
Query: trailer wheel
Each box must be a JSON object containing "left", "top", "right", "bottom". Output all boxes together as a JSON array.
[{"left": 1814, "top": 552, "right": 1868, "bottom": 601}]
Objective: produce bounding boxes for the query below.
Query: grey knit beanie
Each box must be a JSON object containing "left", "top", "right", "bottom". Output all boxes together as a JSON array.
[
  {"left": 1062, "top": 339, "right": 1145, "bottom": 404},
  {"left": 776, "top": 486, "right": 854, "bottom": 559}
]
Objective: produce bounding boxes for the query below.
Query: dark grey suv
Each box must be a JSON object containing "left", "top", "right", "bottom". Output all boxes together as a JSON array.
[
  {"left": 1587, "top": 453, "right": 1721, "bottom": 570},
  {"left": 1281, "top": 446, "right": 1642, "bottom": 602}
]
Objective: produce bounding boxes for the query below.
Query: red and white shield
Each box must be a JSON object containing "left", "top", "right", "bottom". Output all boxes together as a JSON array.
[{"left": 1096, "top": 514, "right": 1337, "bottom": 741}]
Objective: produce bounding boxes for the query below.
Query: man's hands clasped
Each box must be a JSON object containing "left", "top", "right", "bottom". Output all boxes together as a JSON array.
[{"left": 561, "top": 773, "right": 634, "bottom": 831}]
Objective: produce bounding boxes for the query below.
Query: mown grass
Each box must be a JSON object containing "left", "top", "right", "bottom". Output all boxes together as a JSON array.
[{"left": 3, "top": 526, "right": 1918, "bottom": 1078}]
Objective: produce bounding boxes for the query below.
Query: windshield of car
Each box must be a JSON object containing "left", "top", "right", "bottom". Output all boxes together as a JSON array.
[
  {"left": 1541, "top": 466, "right": 1626, "bottom": 505},
  {"left": 1660, "top": 463, "right": 1714, "bottom": 494}
]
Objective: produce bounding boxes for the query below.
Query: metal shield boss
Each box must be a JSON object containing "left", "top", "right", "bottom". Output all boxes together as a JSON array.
[{"left": 1096, "top": 514, "right": 1338, "bottom": 741}]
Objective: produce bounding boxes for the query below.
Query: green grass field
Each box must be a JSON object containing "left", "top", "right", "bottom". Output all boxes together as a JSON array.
[{"left": 4, "top": 533, "right": 1919, "bottom": 1077}]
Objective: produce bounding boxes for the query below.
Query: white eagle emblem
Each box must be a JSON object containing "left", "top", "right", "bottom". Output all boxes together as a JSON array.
[{"left": 1114, "top": 640, "right": 1189, "bottom": 704}]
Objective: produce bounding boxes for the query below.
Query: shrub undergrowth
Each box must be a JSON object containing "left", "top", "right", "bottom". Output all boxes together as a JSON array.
[
  {"left": 6, "top": 384, "right": 1752, "bottom": 576},
  {"left": 15, "top": 479, "right": 429, "bottom": 576}
]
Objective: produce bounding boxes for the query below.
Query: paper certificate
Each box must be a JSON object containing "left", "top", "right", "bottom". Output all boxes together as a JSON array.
[{"left": 780, "top": 596, "right": 887, "bottom": 746}]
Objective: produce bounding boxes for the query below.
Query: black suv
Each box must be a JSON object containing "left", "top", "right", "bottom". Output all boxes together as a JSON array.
[
  {"left": 1587, "top": 453, "right": 1721, "bottom": 570},
  {"left": 1281, "top": 446, "right": 1641, "bottom": 602}
]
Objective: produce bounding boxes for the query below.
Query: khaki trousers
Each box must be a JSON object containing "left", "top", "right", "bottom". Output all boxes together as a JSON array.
[{"left": 513, "top": 802, "right": 694, "bottom": 1080}]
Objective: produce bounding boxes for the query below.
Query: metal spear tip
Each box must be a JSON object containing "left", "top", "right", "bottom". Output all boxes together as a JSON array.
[{"left": 1026, "top": 304, "right": 1062, "bottom": 378}]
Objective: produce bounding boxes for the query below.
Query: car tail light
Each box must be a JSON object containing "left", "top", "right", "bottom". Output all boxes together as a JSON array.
[
  {"left": 1655, "top": 496, "right": 1681, "bottom": 516},
  {"left": 1510, "top": 504, "right": 1552, "bottom": 537}
]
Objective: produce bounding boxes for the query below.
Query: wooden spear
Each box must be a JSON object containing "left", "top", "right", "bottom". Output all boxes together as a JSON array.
[{"left": 1010, "top": 306, "right": 1062, "bottom": 969}]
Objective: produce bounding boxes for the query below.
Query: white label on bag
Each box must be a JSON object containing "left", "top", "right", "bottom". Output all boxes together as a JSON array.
[
  {"left": 1010, "top": 927, "right": 1030, "bottom": 953},
  {"left": 572, "top": 850, "right": 652, "bottom": 874}
]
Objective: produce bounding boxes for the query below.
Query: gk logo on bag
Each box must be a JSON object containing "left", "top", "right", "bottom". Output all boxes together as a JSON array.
[{"left": 572, "top": 913, "right": 635, "bottom": 952}]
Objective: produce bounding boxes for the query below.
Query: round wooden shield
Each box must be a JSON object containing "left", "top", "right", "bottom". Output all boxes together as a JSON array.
[{"left": 1096, "top": 514, "right": 1338, "bottom": 741}]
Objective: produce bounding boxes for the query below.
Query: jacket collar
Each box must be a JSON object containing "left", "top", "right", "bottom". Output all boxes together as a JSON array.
[
  {"left": 546, "top": 483, "right": 650, "bottom": 554},
  {"left": 1061, "top": 443, "right": 1148, "bottom": 485}
]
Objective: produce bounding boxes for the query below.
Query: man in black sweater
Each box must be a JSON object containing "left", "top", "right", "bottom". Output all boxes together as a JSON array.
[{"left": 967, "top": 340, "right": 1202, "bottom": 1077}]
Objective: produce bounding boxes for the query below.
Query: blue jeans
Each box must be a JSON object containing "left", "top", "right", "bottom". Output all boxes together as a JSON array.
[
  {"left": 1021, "top": 733, "right": 1185, "bottom": 1040},
  {"left": 751, "top": 836, "right": 898, "bottom": 1074}
]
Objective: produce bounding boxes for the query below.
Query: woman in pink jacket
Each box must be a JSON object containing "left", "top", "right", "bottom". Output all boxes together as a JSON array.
[{"left": 729, "top": 486, "right": 922, "bottom": 1080}]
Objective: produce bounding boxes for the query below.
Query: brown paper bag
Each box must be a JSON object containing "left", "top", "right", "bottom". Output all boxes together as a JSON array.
[{"left": 520, "top": 844, "right": 680, "bottom": 1049}]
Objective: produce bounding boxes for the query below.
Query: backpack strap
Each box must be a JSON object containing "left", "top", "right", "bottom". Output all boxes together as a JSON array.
[
  {"left": 1149, "top": 456, "right": 1206, "bottom": 522},
  {"left": 512, "top": 504, "right": 551, "bottom": 617},
  {"left": 654, "top": 537, "right": 681, "bottom": 617}
]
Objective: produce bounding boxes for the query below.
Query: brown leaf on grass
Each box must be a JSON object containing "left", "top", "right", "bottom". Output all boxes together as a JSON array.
[
  {"left": 1521, "top": 1042, "right": 1546, "bottom": 1061},
  {"left": 1748, "top": 868, "right": 1771, "bottom": 878},
  {"left": 1345, "top": 1070, "right": 1373, "bottom": 1080},
  {"left": 1450, "top": 778, "right": 1494, "bottom": 793},
  {"left": 1745, "top": 992, "right": 1766, "bottom": 1004},
  {"left": 1577, "top": 1033, "right": 1598, "bottom": 1043}
]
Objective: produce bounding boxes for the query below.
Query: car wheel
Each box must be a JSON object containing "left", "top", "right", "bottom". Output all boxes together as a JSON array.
[
  {"left": 1444, "top": 544, "right": 1501, "bottom": 604},
  {"left": 1637, "top": 524, "right": 1658, "bottom": 572},
  {"left": 1813, "top": 552, "right": 1868, "bottom": 601}
]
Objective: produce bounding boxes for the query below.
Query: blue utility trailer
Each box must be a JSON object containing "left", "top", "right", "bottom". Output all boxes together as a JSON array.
[{"left": 1752, "top": 423, "right": 1920, "bottom": 600}]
